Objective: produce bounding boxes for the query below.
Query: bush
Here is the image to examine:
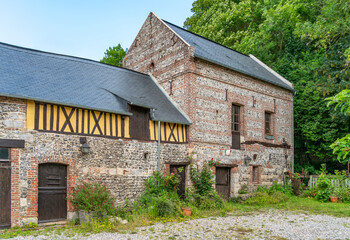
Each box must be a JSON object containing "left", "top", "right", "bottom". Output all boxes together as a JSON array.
[
  {"left": 190, "top": 163, "right": 215, "bottom": 196},
  {"left": 244, "top": 182, "right": 289, "bottom": 205},
  {"left": 144, "top": 171, "right": 180, "bottom": 195},
  {"left": 337, "top": 187, "right": 350, "bottom": 202},
  {"left": 134, "top": 171, "right": 182, "bottom": 218},
  {"left": 185, "top": 161, "right": 224, "bottom": 209},
  {"left": 245, "top": 191, "right": 289, "bottom": 205},
  {"left": 153, "top": 196, "right": 178, "bottom": 217},
  {"left": 195, "top": 191, "right": 224, "bottom": 209},
  {"left": 71, "top": 182, "right": 116, "bottom": 215}
]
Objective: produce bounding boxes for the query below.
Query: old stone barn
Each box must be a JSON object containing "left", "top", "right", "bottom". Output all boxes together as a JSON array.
[{"left": 0, "top": 13, "right": 294, "bottom": 227}]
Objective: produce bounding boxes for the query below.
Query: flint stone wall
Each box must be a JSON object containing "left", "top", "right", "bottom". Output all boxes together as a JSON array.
[
  {"left": 124, "top": 13, "right": 294, "bottom": 195},
  {"left": 0, "top": 96, "right": 187, "bottom": 226}
]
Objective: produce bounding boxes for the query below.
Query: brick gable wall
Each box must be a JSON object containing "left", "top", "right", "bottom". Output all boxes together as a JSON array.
[{"left": 124, "top": 13, "right": 294, "bottom": 194}]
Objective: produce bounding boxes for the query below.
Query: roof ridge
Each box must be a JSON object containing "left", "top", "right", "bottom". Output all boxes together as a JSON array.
[
  {"left": 0, "top": 41, "right": 149, "bottom": 78},
  {"left": 161, "top": 20, "right": 249, "bottom": 57}
]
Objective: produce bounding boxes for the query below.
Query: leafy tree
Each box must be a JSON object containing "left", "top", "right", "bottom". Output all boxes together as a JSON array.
[
  {"left": 185, "top": 0, "right": 350, "bottom": 171},
  {"left": 100, "top": 44, "right": 127, "bottom": 67},
  {"left": 327, "top": 90, "right": 350, "bottom": 172}
]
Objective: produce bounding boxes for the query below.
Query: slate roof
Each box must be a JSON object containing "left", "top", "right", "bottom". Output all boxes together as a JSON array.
[
  {"left": 0, "top": 42, "right": 191, "bottom": 125},
  {"left": 163, "top": 20, "right": 294, "bottom": 92}
]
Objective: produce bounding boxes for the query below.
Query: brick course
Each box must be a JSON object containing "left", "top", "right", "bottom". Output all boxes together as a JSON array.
[
  {"left": 124, "top": 13, "right": 293, "bottom": 195},
  {"left": 0, "top": 96, "right": 188, "bottom": 226}
]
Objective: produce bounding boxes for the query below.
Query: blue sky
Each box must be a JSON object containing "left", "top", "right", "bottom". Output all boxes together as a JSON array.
[{"left": 0, "top": 0, "right": 193, "bottom": 60}]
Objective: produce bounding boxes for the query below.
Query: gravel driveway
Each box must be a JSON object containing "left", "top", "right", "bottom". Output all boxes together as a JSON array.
[{"left": 14, "top": 210, "right": 350, "bottom": 240}]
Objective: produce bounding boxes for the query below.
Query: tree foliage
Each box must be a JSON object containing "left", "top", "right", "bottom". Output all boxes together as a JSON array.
[
  {"left": 185, "top": 0, "right": 350, "bottom": 171},
  {"left": 327, "top": 90, "right": 350, "bottom": 165},
  {"left": 100, "top": 44, "right": 127, "bottom": 67}
]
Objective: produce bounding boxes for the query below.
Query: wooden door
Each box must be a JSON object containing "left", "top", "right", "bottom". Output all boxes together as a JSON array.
[
  {"left": 38, "top": 164, "right": 67, "bottom": 223},
  {"left": 0, "top": 159, "right": 11, "bottom": 229},
  {"left": 129, "top": 105, "right": 150, "bottom": 140},
  {"left": 170, "top": 165, "right": 186, "bottom": 198},
  {"left": 216, "top": 167, "right": 230, "bottom": 200}
]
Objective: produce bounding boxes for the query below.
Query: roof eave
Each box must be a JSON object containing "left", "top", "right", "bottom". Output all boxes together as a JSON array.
[
  {"left": 0, "top": 93, "right": 132, "bottom": 116},
  {"left": 249, "top": 54, "right": 294, "bottom": 90},
  {"left": 148, "top": 74, "right": 192, "bottom": 125}
]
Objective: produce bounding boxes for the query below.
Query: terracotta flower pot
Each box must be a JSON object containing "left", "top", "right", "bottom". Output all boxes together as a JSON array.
[
  {"left": 182, "top": 207, "right": 192, "bottom": 216},
  {"left": 329, "top": 196, "right": 338, "bottom": 203}
]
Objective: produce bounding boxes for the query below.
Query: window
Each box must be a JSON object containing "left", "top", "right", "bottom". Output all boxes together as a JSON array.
[
  {"left": 0, "top": 148, "right": 9, "bottom": 161},
  {"left": 232, "top": 104, "right": 241, "bottom": 149},
  {"left": 252, "top": 166, "right": 259, "bottom": 183},
  {"left": 265, "top": 112, "right": 272, "bottom": 135}
]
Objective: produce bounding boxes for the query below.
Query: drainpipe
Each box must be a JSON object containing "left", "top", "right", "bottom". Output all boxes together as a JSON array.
[{"left": 157, "top": 120, "right": 161, "bottom": 172}]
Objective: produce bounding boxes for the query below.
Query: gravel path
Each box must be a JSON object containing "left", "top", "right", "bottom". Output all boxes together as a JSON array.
[{"left": 13, "top": 210, "right": 350, "bottom": 240}]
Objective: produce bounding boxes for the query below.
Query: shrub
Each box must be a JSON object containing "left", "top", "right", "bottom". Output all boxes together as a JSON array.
[
  {"left": 186, "top": 161, "right": 224, "bottom": 209},
  {"left": 153, "top": 196, "right": 178, "bottom": 217},
  {"left": 337, "top": 188, "right": 350, "bottom": 202},
  {"left": 70, "top": 182, "right": 116, "bottom": 215},
  {"left": 244, "top": 182, "right": 289, "bottom": 205},
  {"left": 195, "top": 191, "right": 224, "bottom": 209},
  {"left": 135, "top": 171, "right": 182, "bottom": 218},
  {"left": 245, "top": 191, "right": 289, "bottom": 205},
  {"left": 144, "top": 171, "right": 180, "bottom": 195},
  {"left": 268, "top": 181, "right": 286, "bottom": 194},
  {"left": 190, "top": 163, "right": 215, "bottom": 196},
  {"left": 314, "top": 173, "right": 333, "bottom": 202},
  {"left": 238, "top": 184, "right": 248, "bottom": 194}
]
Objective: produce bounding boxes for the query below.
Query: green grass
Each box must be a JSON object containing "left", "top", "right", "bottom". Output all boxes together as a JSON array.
[{"left": 226, "top": 196, "right": 350, "bottom": 217}]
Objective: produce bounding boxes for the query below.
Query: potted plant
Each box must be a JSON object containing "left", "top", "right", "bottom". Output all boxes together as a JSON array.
[
  {"left": 329, "top": 188, "right": 339, "bottom": 203},
  {"left": 181, "top": 207, "right": 192, "bottom": 216}
]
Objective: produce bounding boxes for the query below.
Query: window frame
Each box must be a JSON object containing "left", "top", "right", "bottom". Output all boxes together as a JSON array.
[
  {"left": 251, "top": 165, "right": 261, "bottom": 184},
  {"left": 264, "top": 111, "right": 273, "bottom": 136},
  {"left": 231, "top": 104, "right": 241, "bottom": 149},
  {"left": 0, "top": 148, "right": 10, "bottom": 162}
]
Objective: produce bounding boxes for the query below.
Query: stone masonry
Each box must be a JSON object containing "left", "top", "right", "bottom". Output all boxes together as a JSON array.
[
  {"left": 0, "top": 12, "right": 293, "bottom": 227},
  {"left": 124, "top": 13, "right": 294, "bottom": 194},
  {"left": 0, "top": 96, "right": 188, "bottom": 226}
]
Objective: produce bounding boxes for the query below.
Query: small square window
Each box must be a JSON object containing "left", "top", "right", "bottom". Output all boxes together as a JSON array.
[{"left": 0, "top": 148, "right": 9, "bottom": 161}]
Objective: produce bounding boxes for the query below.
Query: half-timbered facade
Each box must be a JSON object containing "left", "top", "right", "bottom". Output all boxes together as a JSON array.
[
  {"left": 0, "top": 41, "right": 190, "bottom": 227},
  {"left": 0, "top": 12, "right": 293, "bottom": 227}
]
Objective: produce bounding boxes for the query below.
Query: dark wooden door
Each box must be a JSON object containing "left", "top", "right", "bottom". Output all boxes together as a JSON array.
[
  {"left": 0, "top": 161, "right": 11, "bottom": 228},
  {"left": 38, "top": 164, "right": 67, "bottom": 223},
  {"left": 170, "top": 165, "right": 186, "bottom": 198},
  {"left": 129, "top": 105, "right": 150, "bottom": 140},
  {"left": 216, "top": 167, "right": 230, "bottom": 200}
]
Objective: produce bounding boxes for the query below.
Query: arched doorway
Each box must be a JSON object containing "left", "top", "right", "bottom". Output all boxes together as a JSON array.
[{"left": 38, "top": 163, "right": 67, "bottom": 223}]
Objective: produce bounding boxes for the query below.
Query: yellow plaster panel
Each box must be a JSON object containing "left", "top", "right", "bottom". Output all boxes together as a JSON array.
[
  {"left": 26, "top": 100, "right": 35, "bottom": 130},
  {"left": 124, "top": 117, "right": 130, "bottom": 138}
]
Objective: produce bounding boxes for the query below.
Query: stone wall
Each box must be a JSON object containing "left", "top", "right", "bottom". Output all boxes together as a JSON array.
[
  {"left": 124, "top": 13, "right": 294, "bottom": 195},
  {"left": 123, "top": 13, "right": 196, "bottom": 129},
  {"left": 0, "top": 96, "right": 188, "bottom": 226}
]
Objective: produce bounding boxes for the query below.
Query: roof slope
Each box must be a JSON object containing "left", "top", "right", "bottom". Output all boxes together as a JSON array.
[
  {"left": 0, "top": 42, "right": 191, "bottom": 125},
  {"left": 163, "top": 20, "right": 294, "bottom": 91}
]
